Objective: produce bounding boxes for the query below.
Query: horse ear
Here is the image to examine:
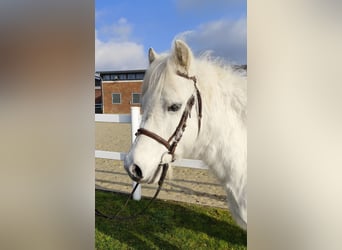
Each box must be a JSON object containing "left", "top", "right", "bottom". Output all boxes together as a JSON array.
[
  {"left": 148, "top": 48, "right": 157, "bottom": 64},
  {"left": 173, "top": 40, "right": 193, "bottom": 71}
]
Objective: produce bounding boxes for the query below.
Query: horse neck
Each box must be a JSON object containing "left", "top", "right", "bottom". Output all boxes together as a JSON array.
[{"left": 191, "top": 61, "right": 247, "bottom": 228}]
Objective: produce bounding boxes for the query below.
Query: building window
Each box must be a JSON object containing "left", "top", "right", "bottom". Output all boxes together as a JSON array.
[
  {"left": 95, "top": 79, "right": 101, "bottom": 87},
  {"left": 127, "top": 73, "right": 135, "bottom": 80},
  {"left": 100, "top": 71, "right": 145, "bottom": 81},
  {"left": 102, "top": 74, "right": 110, "bottom": 81},
  {"left": 111, "top": 74, "right": 119, "bottom": 80},
  {"left": 132, "top": 93, "right": 141, "bottom": 104},
  {"left": 112, "top": 93, "right": 121, "bottom": 104},
  {"left": 135, "top": 73, "right": 145, "bottom": 80},
  {"left": 119, "top": 74, "right": 127, "bottom": 80}
]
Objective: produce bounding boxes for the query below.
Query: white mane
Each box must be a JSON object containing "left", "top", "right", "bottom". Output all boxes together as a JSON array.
[{"left": 187, "top": 52, "right": 247, "bottom": 229}]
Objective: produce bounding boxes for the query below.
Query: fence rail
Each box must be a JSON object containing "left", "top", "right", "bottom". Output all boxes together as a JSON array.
[
  {"left": 95, "top": 107, "right": 208, "bottom": 200},
  {"left": 95, "top": 113, "right": 131, "bottom": 123},
  {"left": 95, "top": 150, "right": 208, "bottom": 170}
]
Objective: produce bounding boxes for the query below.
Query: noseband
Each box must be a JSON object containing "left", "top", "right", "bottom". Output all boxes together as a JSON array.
[{"left": 135, "top": 71, "right": 202, "bottom": 162}]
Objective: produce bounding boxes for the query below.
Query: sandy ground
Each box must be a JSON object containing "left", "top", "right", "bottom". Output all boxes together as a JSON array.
[{"left": 95, "top": 122, "right": 227, "bottom": 208}]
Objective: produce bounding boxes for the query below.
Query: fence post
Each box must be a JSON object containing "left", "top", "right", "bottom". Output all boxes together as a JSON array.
[{"left": 131, "top": 106, "right": 141, "bottom": 200}]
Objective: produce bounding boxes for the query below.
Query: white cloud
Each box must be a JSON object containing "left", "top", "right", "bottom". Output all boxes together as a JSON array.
[
  {"left": 95, "top": 18, "right": 148, "bottom": 71},
  {"left": 95, "top": 35, "right": 147, "bottom": 71},
  {"left": 176, "top": 18, "right": 246, "bottom": 64},
  {"left": 98, "top": 18, "right": 132, "bottom": 42}
]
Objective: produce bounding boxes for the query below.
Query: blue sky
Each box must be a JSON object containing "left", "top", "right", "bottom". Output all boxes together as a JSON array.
[{"left": 95, "top": 0, "right": 246, "bottom": 71}]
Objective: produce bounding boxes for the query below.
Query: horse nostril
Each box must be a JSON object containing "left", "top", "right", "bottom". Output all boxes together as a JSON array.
[{"left": 132, "top": 164, "right": 143, "bottom": 179}]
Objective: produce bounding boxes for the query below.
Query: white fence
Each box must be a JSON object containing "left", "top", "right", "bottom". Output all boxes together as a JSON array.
[{"left": 95, "top": 107, "right": 208, "bottom": 200}]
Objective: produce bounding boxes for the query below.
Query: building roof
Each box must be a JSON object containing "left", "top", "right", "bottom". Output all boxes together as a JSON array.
[
  {"left": 96, "top": 65, "right": 247, "bottom": 79},
  {"left": 96, "top": 69, "right": 146, "bottom": 75}
]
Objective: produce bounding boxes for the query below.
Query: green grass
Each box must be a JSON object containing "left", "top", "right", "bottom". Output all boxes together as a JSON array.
[{"left": 95, "top": 190, "right": 247, "bottom": 250}]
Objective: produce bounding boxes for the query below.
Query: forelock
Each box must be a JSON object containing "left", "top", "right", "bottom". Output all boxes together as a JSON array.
[{"left": 141, "top": 55, "right": 169, "bottom": 107}]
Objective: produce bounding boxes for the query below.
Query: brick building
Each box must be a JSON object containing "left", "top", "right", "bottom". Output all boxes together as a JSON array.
[
  {"left": 95, "top": 69, "right": 145, "bottom": 114},
  {"left": 95, "top": 74, "right": 102, "bottom": 113},
  {"left": 95, "top": 66, "right": 246, "bottom": 114}
]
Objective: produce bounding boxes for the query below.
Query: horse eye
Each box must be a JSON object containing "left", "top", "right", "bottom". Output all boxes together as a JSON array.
[{"left": 167, "top": 103, "right": 182, "bottom": 112}]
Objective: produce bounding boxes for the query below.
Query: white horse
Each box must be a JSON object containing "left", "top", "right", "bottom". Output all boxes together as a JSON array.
[{"left": 124, "top": 40, "right": 247, "bottom": 230}]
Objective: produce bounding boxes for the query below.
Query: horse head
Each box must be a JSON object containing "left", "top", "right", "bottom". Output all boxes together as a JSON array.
[{"left": 124, "top": 40, "right": 202, "bottom": 184}]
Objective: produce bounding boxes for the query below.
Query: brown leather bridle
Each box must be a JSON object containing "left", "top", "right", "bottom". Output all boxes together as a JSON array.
[{"left": 135, "top": 70, "right": 202, "bottom": 162}]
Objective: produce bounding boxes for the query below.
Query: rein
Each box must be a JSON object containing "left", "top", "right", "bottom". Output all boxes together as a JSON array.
[
  {"left": 95, "top": 71, "right": 202, "bottom": 221},
  {"left": 95, "top": 163, "right": 169, "bottom": 220}
]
